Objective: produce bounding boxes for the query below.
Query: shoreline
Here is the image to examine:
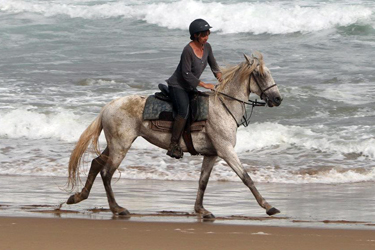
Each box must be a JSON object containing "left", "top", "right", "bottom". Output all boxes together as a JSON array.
[
  {"left": 1, "top": 216, "right": 375, "bottom": 250},
  {"left": 1, "top": 175, "right": 375, "bottom": 229},
  {"left": 1, "top": 205, "right": 375, "bottom": 231}
]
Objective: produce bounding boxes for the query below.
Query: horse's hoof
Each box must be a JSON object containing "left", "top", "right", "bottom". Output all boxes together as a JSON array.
[
  {"left": 66, "top": 195, "right": 75, "bottom": 205},
  {"left": 203, "top": 213, "right": 215, "bottom": 219},
  {"left": 118, "top": 210, "right": 130, "bottom": 216},
  {"left": 266, "top": 207, "right": 280, "bottom": 216}
]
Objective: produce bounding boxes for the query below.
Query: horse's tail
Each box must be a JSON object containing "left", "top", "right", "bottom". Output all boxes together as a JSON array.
[{"left": 67, "top": 109, "right": 104, "bottom": 191}]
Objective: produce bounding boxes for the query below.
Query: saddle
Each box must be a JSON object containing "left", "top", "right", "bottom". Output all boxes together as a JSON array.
[{"left": 142, "top": 84, "right": 209, "bottom": 155}]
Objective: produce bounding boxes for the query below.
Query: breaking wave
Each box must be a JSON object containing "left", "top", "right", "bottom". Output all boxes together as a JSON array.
[{"left": 0, "top": 0, "right": 373, "bottom": 34}]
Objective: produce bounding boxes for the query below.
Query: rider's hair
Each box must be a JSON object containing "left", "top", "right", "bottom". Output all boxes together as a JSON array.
[{"left": 190, "top": 30, "right": 211, "bottom": 41}]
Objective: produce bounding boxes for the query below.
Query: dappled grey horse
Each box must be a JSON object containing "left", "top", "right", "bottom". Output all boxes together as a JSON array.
[{"left": 66, "top": 53, "right": 282, "bottom": 218}]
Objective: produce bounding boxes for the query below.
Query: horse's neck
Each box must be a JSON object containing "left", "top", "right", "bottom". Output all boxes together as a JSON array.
[
  {"left": 218, "top": 77, "right": 251, "bottom": 122},
  {"left": 221, "top": 77, "right": 250, "bottom": 102}
]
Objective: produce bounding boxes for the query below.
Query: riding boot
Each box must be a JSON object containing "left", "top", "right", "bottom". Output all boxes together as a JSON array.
[{"left": 167, "top": 115, "right": 187, "bottom": 159}]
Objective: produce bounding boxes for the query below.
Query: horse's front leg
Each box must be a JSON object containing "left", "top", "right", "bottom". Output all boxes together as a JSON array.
[
  {"left": 218, "top": 147, "right": 280, "bottom": 216},
  {"left": 195, "top": 155, "right": 217, "bottom": 219}
]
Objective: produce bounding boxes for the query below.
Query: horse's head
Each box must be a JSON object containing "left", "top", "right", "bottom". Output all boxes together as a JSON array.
[{"left": 244, "top": 54, "right": 282, "bottom": 107}]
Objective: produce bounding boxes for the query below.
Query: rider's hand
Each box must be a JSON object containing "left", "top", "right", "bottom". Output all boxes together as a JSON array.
[
  {"left": 204, "top": 83, "right": 215, "bottom": 90},
  {"left": 216, "top": 72, "right": 223, "bottom": 82},
  {"left": 199, "top": 81, "right": 215, "bottom": 90}
]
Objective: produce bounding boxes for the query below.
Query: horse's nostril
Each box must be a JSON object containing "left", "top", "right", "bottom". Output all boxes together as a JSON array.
[{"left": 274, "top": 97, "right": 282, "bottom": 104}]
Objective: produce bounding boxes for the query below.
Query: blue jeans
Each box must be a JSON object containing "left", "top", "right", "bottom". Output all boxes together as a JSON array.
[{"left": 168, "top": 86, "right": 190, "bottom": 119}]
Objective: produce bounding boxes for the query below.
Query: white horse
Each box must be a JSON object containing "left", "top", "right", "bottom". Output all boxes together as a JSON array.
[{"left": 66, "top": 53, "right": 282, "bottom": 218}]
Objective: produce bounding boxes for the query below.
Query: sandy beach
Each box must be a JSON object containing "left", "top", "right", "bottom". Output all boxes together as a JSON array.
[{"left": 1, "top": 217, "right": 374, "bottom": 250}]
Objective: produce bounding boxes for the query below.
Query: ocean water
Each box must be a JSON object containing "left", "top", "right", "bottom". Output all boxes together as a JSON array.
[{"left": 1, "top": 0, "right": 374, "bottom": 185}]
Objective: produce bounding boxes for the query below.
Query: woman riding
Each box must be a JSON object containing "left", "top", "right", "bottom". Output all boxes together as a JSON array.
[{"left": 166, "top": 19, "right": 222, "bottom": 159}]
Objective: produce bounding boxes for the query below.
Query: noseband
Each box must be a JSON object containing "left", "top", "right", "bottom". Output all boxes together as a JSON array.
[{"left": 250, "top": 72, "right": 277, "bottom": 101}]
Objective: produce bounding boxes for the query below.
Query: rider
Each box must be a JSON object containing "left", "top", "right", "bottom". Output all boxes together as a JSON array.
[{"left": 166, "top": 19, "right": 222, "bottom": 159}]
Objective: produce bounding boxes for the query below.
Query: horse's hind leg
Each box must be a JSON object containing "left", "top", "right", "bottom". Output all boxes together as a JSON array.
[
  {"left": 195, "top": 156, "right": 217, "bottom": 219},
  {"left": 100, "top": 146, "right": 130, "bottom": 216},
  {"left": 67, "top": 147, "right": 109, "bottom": 205}
]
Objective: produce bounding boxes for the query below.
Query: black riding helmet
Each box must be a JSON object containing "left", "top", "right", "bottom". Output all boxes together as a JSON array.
[{"left": 189, "top": 19, "right": 212, "bottom": 40}]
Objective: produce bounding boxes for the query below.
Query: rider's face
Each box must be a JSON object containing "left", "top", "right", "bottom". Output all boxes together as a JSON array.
[{"left": 196, "top": 30, "right": 210, "bottom": 44}]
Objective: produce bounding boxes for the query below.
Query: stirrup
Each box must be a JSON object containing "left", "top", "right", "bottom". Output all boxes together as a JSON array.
[{"left": 167, "top": 143, "right": 183, "bottom": 159}]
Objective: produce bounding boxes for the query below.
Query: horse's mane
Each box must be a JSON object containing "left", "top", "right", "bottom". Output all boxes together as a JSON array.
[{"left": 216, "top": 52, "right": 265, "bottom": 93}]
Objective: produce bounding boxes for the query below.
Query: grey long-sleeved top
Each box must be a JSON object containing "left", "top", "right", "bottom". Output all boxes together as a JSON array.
[{"left": 167, "top": 42, "right": 221, "bottom": 92}]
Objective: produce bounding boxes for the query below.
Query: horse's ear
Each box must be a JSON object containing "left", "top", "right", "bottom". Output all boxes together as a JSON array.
[{"left": 243, "top": 54, "right": 252, "bottom": 65}]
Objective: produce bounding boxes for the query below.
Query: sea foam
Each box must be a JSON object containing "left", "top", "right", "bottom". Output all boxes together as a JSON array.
[
  {"left": 236, "top": 123, "right": 375, "bottom": 159},
  {"left": 0, "top": 108, "right": 92, "bottom": 142}
]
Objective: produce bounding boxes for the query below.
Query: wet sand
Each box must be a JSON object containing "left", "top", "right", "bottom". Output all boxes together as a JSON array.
[
  {"left": 1, "top": 175, "right": 375, "bottom": 228},
  {"left": 1, "top": 175, "right": 375, "bottom": 249}
]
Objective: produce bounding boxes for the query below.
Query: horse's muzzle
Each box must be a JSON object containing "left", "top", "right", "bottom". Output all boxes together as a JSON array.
[{"left": 267, "top": 96, "right": 282, "bottom": 107}]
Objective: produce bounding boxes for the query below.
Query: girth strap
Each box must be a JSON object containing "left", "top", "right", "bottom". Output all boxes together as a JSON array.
[
  {"left": 182, "top": 117, "right": 199, "bottom": 156},
  {"left": 183, "top": 130, "right": 199, "bottom": 156}
]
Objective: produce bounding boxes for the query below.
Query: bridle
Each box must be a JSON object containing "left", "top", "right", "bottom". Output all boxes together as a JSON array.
[
  {"left": 251, "top": 71, "right": 277, "bottom": 102},
  {"left": 213, "top": 70, "right": 278, "bottom": 127}
]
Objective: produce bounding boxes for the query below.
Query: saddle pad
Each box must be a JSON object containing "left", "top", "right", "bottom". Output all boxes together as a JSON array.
[
  {"left": 143, "top": 95, "right": 209, "bottom": 121},
  {"left": 150, "top": 120, "right": 206, "bottom": 133}
]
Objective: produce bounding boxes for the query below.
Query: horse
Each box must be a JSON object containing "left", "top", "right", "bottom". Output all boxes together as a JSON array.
[{"left": 66, "top": 53, "right": 283, "bottom": 218}]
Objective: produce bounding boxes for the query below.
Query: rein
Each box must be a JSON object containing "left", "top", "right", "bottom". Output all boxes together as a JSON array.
[
  {"left": 212, "top": 72, "right": 277, "bottom": 127},
  {"left": 212, "top": 89, "right": 266, "bottom": 106},
  {"left": 212, "top": 89, "right": 265, "bottom": 127}
]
